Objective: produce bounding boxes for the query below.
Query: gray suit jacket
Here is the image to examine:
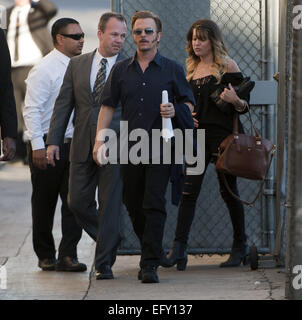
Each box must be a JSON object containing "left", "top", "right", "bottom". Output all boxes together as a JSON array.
[{"left": 46, "top": 50, "right": 123, "bottom": 163}]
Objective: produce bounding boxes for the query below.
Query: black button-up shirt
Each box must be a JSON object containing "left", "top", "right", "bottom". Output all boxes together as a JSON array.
[
  {"left": 102, "top": 51, "right": 195, "bottom": 135},
  {"left": 102, "top": 51, "right": 196, "bottom": 205}
]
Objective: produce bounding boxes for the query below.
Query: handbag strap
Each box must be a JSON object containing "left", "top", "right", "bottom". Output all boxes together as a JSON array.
[
  {"left": 233, "top": 105, "right": 260, "bottom": 137},
  {"left": 220, "top": 150, "right": 275, "bottom": 206}
]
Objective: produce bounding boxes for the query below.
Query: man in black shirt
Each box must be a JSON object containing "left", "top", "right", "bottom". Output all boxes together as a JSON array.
[{"left": 93, "top": 11, "right": 195, "bottom": 283}]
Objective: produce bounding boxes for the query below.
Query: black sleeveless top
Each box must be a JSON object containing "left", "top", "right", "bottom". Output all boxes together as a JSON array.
[{"left": 190, "top": 72, "right": 246, "bottom": 134}]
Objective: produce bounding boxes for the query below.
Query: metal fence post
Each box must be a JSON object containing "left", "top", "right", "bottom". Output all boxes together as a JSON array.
[
  {"left": 290, "top": 0, "right": 302, "bottom": 301},
  {"left": 261, "top": 0, "right": 278, "bottom": 255},
  {"left": 285, "top": 0, "right": 302, "bottom": 300}
]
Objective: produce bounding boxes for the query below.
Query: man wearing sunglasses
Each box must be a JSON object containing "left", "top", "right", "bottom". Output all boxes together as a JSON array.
[
  {"left": 93, "top": 11, "right": 195, "bottom": 283},
  {"left": 23, "top": 18, "right": 85, "bottom": 272},
  {"left": 46, "top": 12, "right": 127, "bottom": 280}
]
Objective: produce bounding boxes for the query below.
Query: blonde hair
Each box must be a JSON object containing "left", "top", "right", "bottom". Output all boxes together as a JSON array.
[{"left": 186, "top": 20, "right": 228, "bottom": 83}]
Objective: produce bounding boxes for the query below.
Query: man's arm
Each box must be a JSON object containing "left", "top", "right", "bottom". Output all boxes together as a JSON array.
[
  {"left": 172, "top": 64, "right": 196, "bottom": 130},
  {"left": 23, "top": 65, "right": 52, "bottom": 169},
  {"left": 0, "top": 28, "right": 17, "bottom": 161},
  {"left": 46, "top": 60, "right": 75, "bottom": 166},
  {"left": 92, "top": 105, "right": 115, "bottom": 166}
]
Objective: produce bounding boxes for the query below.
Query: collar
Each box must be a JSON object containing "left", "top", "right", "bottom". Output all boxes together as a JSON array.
[
  {"left": 14, "top": 4, "right": 31, "bottom": 14},
  {"left": 95, "top": 49, "right": 118, "bottom": 69},
  {"left": 128, "top": 50, "right": 163, "bottom": 68},
  {"left": 53, "top": 48, "right": 70, "bottom": 66}
]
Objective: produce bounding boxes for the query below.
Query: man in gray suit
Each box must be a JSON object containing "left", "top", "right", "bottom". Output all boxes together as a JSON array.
[
  {"left": 46, "top": 12, "right": 127, "bottom": 280},
  {"left": 6, "top": 0, "right": 57, "bottom": 163}
]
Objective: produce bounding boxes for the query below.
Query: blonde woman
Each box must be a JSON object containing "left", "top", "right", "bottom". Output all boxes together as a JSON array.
[{"left": 164, "top": 19, "right": 250, "bottom": 270}]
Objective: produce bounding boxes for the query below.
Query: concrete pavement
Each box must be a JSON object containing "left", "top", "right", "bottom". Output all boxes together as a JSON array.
[{"left": 0, "top": 161, "right": 286, "bottom": 300}]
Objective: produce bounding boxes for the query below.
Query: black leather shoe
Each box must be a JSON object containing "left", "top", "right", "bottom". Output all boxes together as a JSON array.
[
  {"left": 141, "top": 266, "right": 159, "bottom": 283},
  {"left": 38, "top": 258, "right": 57, "bottom": 271},
  {"left": 96, "top": 265, "right": 114, "bottom": 280},
  {"left": 56, "top": 256, "right": 87, "bottom": 272}
]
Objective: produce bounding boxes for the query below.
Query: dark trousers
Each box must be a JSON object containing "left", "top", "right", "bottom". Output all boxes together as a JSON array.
[
  {"left": 28, "top": 142, "right": 82, "bottom": 260},
  {"left": 68, "top": 157, "right": 122, "bottom": 271},
  {"left": 12, "top": 66, "right": 32, "bottom": 159},
  {"left": 175, "top": 130, "right": 246, "bottom": 247},
  {"left": 121, "top": 163, "right": 171, "bottom": 268}
]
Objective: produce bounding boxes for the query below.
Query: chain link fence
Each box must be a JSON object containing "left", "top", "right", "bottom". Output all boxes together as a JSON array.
[{"left": 112, "top": 0, "right": 277, "bottom": 255}]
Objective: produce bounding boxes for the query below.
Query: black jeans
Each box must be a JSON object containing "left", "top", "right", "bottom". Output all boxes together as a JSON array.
[
  {"left": 28, "top": 142, "right": 82, "bottom": 260},
  {"left": 121, "top": 163, "right": 171, "bottom": 268},
  {"left": 175, "top": 129, "right": 246, "bottom": 247}
]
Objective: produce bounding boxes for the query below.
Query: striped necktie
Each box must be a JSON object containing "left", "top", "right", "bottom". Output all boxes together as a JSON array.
[
  {"left": 14, "top": 10, "right": 21, "bottom": 62},
  {"left": 92, "top": 58, "right": 107, "bottom": 104}
]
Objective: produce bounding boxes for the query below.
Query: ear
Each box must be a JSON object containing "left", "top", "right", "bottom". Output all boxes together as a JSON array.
[
  {"left": 156, "top": 32, "right": 162, "bottom": 43},
  {"left": 56, "top": 34, "right": 63, "bottom": 46},
  {"left": 97, "top": 29, "right": 102, "bottom": 41}
]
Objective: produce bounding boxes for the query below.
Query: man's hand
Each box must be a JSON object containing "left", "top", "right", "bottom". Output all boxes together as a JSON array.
[
  {"left": 93, "top": 140, "right": 105, "bottom": 167},
  {"left": 0, "top": 137, "right": 16, "bottom": 161},
  {"left": 192, "top": 112, "right": 199, "bottom": 128},
  {"left": 46, "top": 145, "right": 60, "bottom": 167},
  {"left": 160, "top": 102, "right": 175, "bottom": 118},
  {"left": 32, "top": 148, "right": 47, "bottom": 170}
]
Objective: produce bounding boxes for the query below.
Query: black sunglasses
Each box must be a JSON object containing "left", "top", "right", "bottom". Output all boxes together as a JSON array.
[
  {"left": 60, "top": 33, "right": 85, "bottom": 40},
  {"left": 133, "top": 28, "right": 154, "bottom": 35}
]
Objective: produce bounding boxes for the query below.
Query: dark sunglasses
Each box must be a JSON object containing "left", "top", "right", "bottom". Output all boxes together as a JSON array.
[
  {"left": 133, "top": 28, "right": 154, "bottom": 35},
  {"left": 60, "top": 33, "right": 85, "bottom": 40}
]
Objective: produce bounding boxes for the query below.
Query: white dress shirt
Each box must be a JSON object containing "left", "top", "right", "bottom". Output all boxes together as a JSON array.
[
  {"left": 90, "top": 49, "right": 118, "bottom": 92},
  {"left": 7, "top": 4, "right": 43, "bottom": 67},
  {"left": 23, "top": 48, "right": 74, "bottom": 150}
]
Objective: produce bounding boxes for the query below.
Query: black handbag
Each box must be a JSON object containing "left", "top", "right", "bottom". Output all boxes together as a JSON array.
[{"left": 210, "top": 77, "right": 255, "bottom": 114}]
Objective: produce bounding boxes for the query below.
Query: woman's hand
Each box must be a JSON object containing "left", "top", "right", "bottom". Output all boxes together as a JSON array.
[
  {"left": 220, "top": 83, "right": 238, "bottom": 104},
  {"left": 220, "top": 83, "right": 246, "bottom": 111}
]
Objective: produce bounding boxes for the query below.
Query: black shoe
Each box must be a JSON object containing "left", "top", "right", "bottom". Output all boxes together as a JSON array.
[
  {"left": 55, "top": 256, "right": 87, "bottom": 272},
  {"left": 141, "top": 266, "right": 159, "bottom": 283},
  {"left": 162, "top": 241, "right": 188, "bottom": 271},
  {"left": 38, "top": 258, "right": 57, "bottom": 271},
  {"left": 220, "top": 243, "right": 249, "bottom": 268},
  {"left": 96, "top": 265, "right": 114, "bottom": 280}
]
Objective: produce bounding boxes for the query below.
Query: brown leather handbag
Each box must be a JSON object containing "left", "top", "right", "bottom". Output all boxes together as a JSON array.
[{"left": 215, "top": 109, "right": 276, "bottom": 206}]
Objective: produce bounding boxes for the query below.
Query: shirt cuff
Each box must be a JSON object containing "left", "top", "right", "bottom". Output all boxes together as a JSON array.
[{"left": 31, "top": 137, "right": 45, "bottom": 151}]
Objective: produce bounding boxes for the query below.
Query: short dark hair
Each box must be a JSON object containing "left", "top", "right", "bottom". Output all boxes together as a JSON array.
[
  {"left": 51, "top": 18, "right": 80, "bottom": 45},
  {"left": 130, "top": 11, "right": 162, "bottom": 33},
  {"left": 98, "top": 12, "right": 127, "bottom": 32}
]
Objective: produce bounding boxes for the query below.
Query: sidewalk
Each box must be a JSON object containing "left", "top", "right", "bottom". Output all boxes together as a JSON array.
[{"left": 0, "top": 162, "right": 286, "bottom": 300}]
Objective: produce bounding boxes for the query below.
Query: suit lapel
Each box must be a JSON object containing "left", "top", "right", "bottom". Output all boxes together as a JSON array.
[{"left": 85, "top": 50, "right": 96, "bottom": 101}]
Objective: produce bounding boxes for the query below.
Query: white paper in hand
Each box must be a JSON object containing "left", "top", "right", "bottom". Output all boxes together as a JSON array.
[{"left": 161, "top": 90, "right": 174, "bottom": 142}]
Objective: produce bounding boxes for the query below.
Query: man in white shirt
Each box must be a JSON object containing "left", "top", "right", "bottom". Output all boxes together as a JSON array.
[
  {"left": 46, "top": 12, "right": 127, "bottom": 280},
  {"left": 23, "top": 18, "right": 86, "bottom": 272},
  {"left": 6, "top": 0, "right": 57, "bottom": 163}
]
